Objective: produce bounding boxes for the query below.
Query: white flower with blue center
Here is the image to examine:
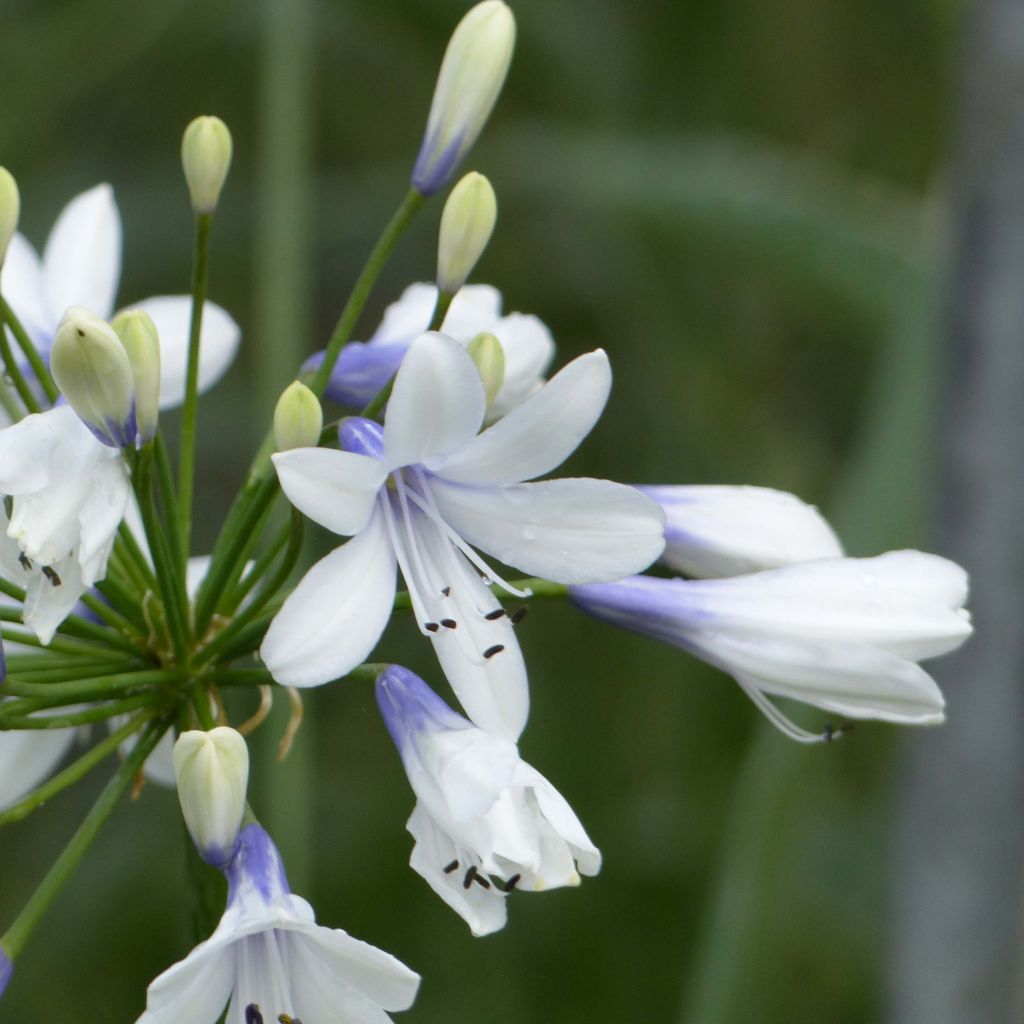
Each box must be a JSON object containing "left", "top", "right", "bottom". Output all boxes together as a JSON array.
[
  {"left": 305, "top": 282, "right": 555, "bottom": 419},
  {"left": 135, "top": 823, "right": 420, "bottom": 1024},
  {"left": 571, "top": 551, "right": 973, "bottom": 741},
  {"left": 0, "top": 183, "right": 240, "bottom": 406},
  {"left": 262, "top": 332, "right": 665, "bottom": 739},
  {"left": 376, "top": 665, "right": 600, "bottom": 937}
]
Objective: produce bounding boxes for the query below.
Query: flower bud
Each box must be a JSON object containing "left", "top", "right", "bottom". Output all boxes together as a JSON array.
[
  {"left": 437, "top": 172, "right": 497, "bottom": 294},
  {"left": 0, "top": 167, "right": 20, "bottom": 265},
  {"left": 466, "top": 331, "right": 505, "bottom": 409},
  {"left": 172, "top": 726, "right": 249, "bottom": 867},
  {"left": 112, "top": 309, "right": 161, "bottom": 443},
  {"left": 181, "top": 115, "right": 233, "bottom": 214},
  {"left": 51, "top": 306, "right": 137, "bottom": 448},
  {"left": 274, "top": 380, "right": 323, "bottom": 451},
  {"left": 411, "top": 1, "right": 515, "bottom": 195}
]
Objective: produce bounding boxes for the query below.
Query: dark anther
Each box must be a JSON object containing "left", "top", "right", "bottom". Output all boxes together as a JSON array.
[
  {"left": 484, "top": 608, "right": 506, "bottom": 620},
  {"left": 424, "top": 622, "right": 440, "bottom": 633},
  {"left": 511, "top": 606, "right": 529, "bottom": 625},
  {"left": 440, "top": 618, "right": 457, "bottom": 629},
  {"left": 463, "top": 866, "right": 478, "bottom": 890},
  {"left": 18, "top": 553, "right": 32, "bottom": 571},
  {"left": 501, "top": 873, "right": 521, "bottom": 892},
  {"left": 42, "top": 566, "right": 62, "bottom": 587},
  {"left": 483, "top": 644, "right": 504, "bottom": 659},
  {"left": 245, "top": 1006, "right": 265, "bottom": 1024},
  {"left": 75, "top": 328, "right": 85, "bottom": 337},
  {"left": 279, "top": 1016, "right": 304, "bottom": 1024},
  {"left": 443, "top": 859, "right": 459, "bottom": 874},
  {"left": 822, "top": 720, "right": 853, "bottom": 743},
  {"left": 473, "top": 873, "right": 491, "bottom": 890},
  {"left": 441, "top": 586, "right": 452, "bottom": 597}
]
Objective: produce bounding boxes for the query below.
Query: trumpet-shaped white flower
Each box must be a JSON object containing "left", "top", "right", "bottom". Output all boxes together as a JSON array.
[
  {"left": 0, "top": 406, "right": 130, "bottom": 642},
  {"left": 136, "top": 823, "right": 420, "bottom": 1024},
  {"left": 0, "top": 183, "right": 240, "bottom": 406},
  {"left": 263, "top": 333, "right": 665, "bottom": 739},
  {"left": 638, "top": 484, "right": 843, "bottom": 578},
  {"left": 571, "top": 551, "right": 973, "bottom": 740},
  {"left": 305, "top": 283, "right": 554, "bottom": 420},
  {"left": 376, "top": 665, "right": 600, "bottom": 937}
]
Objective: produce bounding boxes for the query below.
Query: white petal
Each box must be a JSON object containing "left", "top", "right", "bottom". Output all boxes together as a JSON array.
[
  {"left": 135, "top": 934, "right": 235, "bottom": 1024},
  {"left": 21, "top": 554, "right": 86, "bottom": 644},
  {"left": 1, "top": 233, "right": 53, "bottom": 344},
  {"left": 288, "top": 924, "right": 420, "bottom": 1012},
  {"left": 43, "top": 184, "right": 122, "bottom": 320},
  {"left": 488, "top": 312, "right": 556, "bottom": 419},
  {"left": 75, "top": 455, "right": 131, "bottom": 585},
  {"left": 687, "top": 552, "right": 973, "bottom": 660},
  {"left": 260, "top": 508, "right": 396, "bottom": 686},
  {"left": 0, "top": 719, "right": 77, "bottom": 810},
  {"left": 428, "top": 476, "right": 666, "bottom": 584},
  {"left": 430, "top": 349, "right": 611, "bottom": 485},
  {"left": 134, "top": 295, "right": 242, "bottom": 409},
  {"left": 696, "top": 632, "right": 947, "bottom": 724},
  {"left": 408, "top": 508, "right": 529, "bottom": 739},
  {"left": 383, "top": 332, "right": 486, "bottom": 470},
  {"left": 407, "top": 802, "right": 508, "bottom": 937},
  {"left": 273, "top": 448, "right": 387, "bottom": 536},
  {"left": 372, "top": 282, "right": 501, "bottom": 344},
  {"left": 521, "top": 764, "right": 602, "bottom": 877},
  {"left": 642, "top": 484, "right": 844, "bottom": 578}
]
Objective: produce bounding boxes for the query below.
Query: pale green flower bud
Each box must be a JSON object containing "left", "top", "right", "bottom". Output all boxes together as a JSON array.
[
  {"left": 0, "top": 167, "right": 20, "bottom": 265},
  {"left": 173, "top": 726, "right": 250, "bottom": 867},
  {"left": 112, "top": 309, "right": 161, "bottom": 443},
  {"left": 466, "top": 331, "right": 505, "bottom": 409},
  {"left": 411, "top": 1, "right": 515, "bottom": 195},
  {"left": 181, "top": 115, "right": 233, "bottom": 214},
  {"left": 437, "top": 172, "right": 497, "bottom": 295},
  {"left": 51, "top": 306, "right": 136, "bottom": 448},
  {"left": 274, "top": 380, "right": 323, "bottom": 451}
]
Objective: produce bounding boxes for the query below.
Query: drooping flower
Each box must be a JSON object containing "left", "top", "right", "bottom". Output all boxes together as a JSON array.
[
  {"left": 263, "top": 333, "right": 665, "bottom": 739},
  {"left": 304, "top": 282, "right": 554, "bottom": 419},
  {"left": 0, "top": 406, "right": 130, "bottom": 642},
  {"left": 571, "top": 551, "right": 973, "bottom": 741},
  {"left": 376, "top": 665, "right": 600, "bottom": 937},
  {"left": 135, "top": 822, "right": 420, "bottom": 1024},
  {"left": 0, "top": 183, "right": 240, "bottom": 405},
  {"left": 637, "top": 484, "right": 842, "bottom": 578}
]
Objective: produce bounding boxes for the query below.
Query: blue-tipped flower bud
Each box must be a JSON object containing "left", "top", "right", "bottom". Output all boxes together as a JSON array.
[
  {"left": 50, "top": 306, "right": 137, "bottom": 448},
  {"left": 172, "top": 726, "right": 249, "bottom": 868},
  {"left": 273, "top": 380, "right": 323, "bottom": 451},
  {"left": 0, "top": 167, "right": 20, "bottom": 266},
  {"left": 112, "top": 308, "right": 161, "bottom": 443},
  {"left": 411, "top": 1, "right": 515, "bottom": 195},
  {"left": 181, "top": 115, "right": 233, "bottom": 214},
  {"left": 437, "top": 172, "right": 497, "bottom": 294}
]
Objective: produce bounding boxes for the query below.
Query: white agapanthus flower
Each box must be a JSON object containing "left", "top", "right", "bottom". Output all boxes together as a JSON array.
[
  {"left": 637, "top": 484, "right": 843, "bottom": 578},
  {"left": 0, "top": 182, "right": 240, "bottom": 407},
  {"left": 306, "top": 282, "right": 555, "bottom": 420},
  {"left": 571, "top": 551, "right": 973, "bottom": 740},
  {"left": 263, "top": 332, "right": 665, "bottom": 739},
  {"left": 135, "top": 822, "right": 421, "bottom": 1024},
  {"left": 376, "top": 665, "right": 600, "bottom": 937}
]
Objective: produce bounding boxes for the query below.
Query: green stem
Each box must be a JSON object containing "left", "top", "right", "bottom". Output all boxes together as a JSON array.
[
  {"left": 1, "top": 669, "right": 176, "bottom": 701},
  {"left": 3, "top": 659, "right": 142, "bottom": 684},
  {"left": 0, "top": 715, "right": 169, "bottom": 960},
  {"left": 427, "top": 288, "right": 454, "bottom": 331},
  {"left": 0, "top": 625, "right": 122, "bottom": 658},
  {"left": 0, "top": 712, "right": 157, "bottom": 826},
  {"left": 0, "top": 317, "right": 39, "bottom": 412},
  {"left": 0, "top": 695, "right": 164, "bottom": 729},
  {"left": 0, "top": 295, "right": 59, "bottom": 404},
  {"left": 176, "top": 213, "right": 213, "bottom": 562},
  {"left": 0, "top": 381, "right": 22, "bottom": 420},
  {"left": 221, "top": 521, "right": 290, "bottom": 614}
]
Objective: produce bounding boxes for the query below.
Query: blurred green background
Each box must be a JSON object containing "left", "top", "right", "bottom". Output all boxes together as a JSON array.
[{"left": 0, "top": 0, "right": 958, "bottom": 1020}]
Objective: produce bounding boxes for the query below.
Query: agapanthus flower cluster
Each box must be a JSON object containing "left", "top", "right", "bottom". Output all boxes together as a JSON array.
[{"left": 0, "top": 1, "right": 971, "bottom": 1017}]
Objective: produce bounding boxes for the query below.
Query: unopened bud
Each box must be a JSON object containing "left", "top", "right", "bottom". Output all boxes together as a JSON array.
[
  {"left": 173, "top": 727, "right": 249, "bottom": 868},
  {"left": 437, "top": 172, "right": 496, "bottom": 294},
  {"left": 411, "top": 1, "right": 515, "bottom": 195},
  {"left": 274, "top": 381, "right": 323, "bottom": 451},
  {"left": 0, "top": 168, "right": 19, "bottom": 265},
  {"left": 181, "top": 116, "right": 233, "bottom": 214},
  {"left": 466, "top": 331, "right": 505, "bottom": 409},
  {"left": 112, "top": 309, "right": 161, "bottom": 443},
  {"left": 51, "top": 307, "right": 136, "bottom": 448}
]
